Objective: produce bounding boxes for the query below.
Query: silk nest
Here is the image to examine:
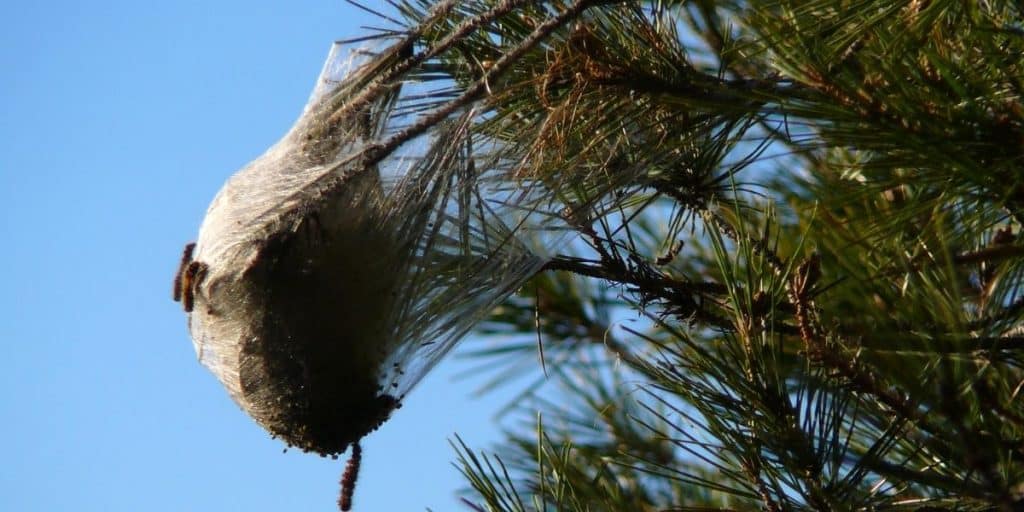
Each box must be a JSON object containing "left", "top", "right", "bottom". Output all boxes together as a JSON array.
[{"left": 175, "top": 40, "right": 576, "bottom": 456}]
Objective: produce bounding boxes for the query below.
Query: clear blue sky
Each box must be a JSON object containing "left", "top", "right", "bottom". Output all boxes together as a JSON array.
[{"left": 1, "top": 2, "right": 528, "bottom": 510}]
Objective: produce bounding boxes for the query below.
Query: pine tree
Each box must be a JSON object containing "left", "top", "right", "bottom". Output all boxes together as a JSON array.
[{"left": 348, "top": 1, "right": 1024, "bottom": 509}]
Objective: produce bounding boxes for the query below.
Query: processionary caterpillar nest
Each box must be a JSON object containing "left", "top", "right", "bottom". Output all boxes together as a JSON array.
[{"left": 174, "top": 38, "right": 578, "bottom": 509}]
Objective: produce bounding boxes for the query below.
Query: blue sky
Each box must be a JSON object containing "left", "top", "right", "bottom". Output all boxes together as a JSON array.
[{"left": 1, "top": 2, "right": 529, "bottom": 510}]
